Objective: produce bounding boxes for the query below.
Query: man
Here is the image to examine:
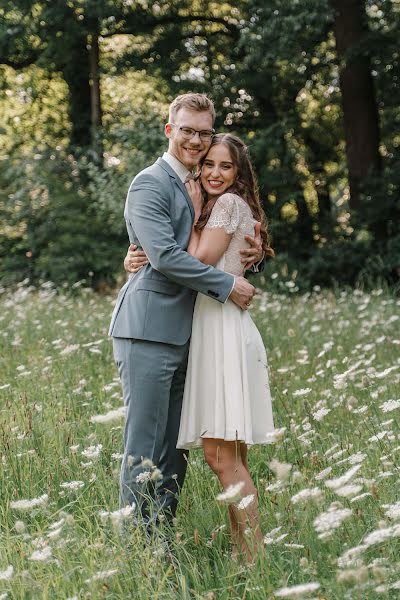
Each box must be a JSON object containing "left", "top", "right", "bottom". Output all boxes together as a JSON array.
[{"left": 109, "top": 93, "right": 262, "bottom": 530}]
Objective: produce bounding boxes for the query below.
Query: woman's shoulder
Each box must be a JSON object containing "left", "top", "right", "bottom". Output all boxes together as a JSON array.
[{"left": 215, "top": 192, "right": 246, "bottom": 210}]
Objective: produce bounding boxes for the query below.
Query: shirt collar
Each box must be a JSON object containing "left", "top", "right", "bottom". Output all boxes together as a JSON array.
[{"left": 162, "top": 151, "right": 191, "bottom": 182}]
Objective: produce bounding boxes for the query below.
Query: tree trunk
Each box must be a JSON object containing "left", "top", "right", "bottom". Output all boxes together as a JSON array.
[
  {"left": 89, "top": 32, "right": 102, "bottom": 131},
  {"left": 332, "top": 0, "right": 381, "bottom": 210},
  {"left": 62, "top": 36, "right": 92, "bottom": 148}
]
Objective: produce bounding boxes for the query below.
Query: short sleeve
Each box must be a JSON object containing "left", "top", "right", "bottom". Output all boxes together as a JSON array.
[{"left": 205, "top": 193, "right": 240, "bottom": 234}]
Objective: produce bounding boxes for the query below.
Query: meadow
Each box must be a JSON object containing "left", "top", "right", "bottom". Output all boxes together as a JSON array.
[{"left": 0, "top": 281, "right": 399, "bottom": 599}]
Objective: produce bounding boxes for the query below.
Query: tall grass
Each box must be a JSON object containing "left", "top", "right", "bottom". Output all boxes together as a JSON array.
[{"left": 0, "top": 282, "right": 399, "bottom": 599}]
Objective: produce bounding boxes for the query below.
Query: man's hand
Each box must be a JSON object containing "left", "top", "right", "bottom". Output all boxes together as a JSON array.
[
  {"left": 241, "top": 222, "right": 263, "bottom": 271},
  {"left": 124, "top": 244, "right": 149, "bottom": 274},
  {"left": 229, "top": 276, "right": 256, "bottom": 310}
]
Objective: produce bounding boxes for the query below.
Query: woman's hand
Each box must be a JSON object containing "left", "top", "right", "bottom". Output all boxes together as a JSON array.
[
  {"left": 124, "top": 244, "right": 149, "bottom": 273},
  {"left": 185, "top": 178, "right": 203, "bottom": 222}
]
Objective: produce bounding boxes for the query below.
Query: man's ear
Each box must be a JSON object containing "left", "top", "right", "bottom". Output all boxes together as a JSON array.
[{"left": 165, "top": 123, "right": 173, "bottom": 138}]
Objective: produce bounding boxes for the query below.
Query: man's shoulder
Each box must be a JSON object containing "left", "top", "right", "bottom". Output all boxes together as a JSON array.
[{"left": 132, "top": 158, "right": 171, "bottom": 186}]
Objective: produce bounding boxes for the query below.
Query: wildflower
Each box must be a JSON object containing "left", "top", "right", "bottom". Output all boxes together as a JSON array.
[
  {"left": 347, "top": 452, "right": 367, "bottom": 465},
  {"left": 269, "top": 458, "right": 292, "bottom": 481},
  {"left": 81, "top": 444, "right": 102, "bottom": 460},
  {"left": 90, "top": 406, "right": 125, "bottom": 424},
  {"left": 337, "top": 566, "right": 369, "bottom": 584},
  {"left": 363, "top": 523, "right": 400, "bottom": 547},
  {"left": 334, "top": 484, "right": 363, "bottom": 498},
  {"left": 293, "top": 388, "right": 312, "bottom": 397},
  {"left": 99, "top": 505, "right": 135, "bottom": 526},
  {"left": 10, "top": 494, "right": 48, "bottom": 511},
  {"left": 60, "top": 481, "right": 85, "bottom": 491},
  {"left": 60, "top": 344, "right": 80, "bottom": 355},
  {"left": 217, "top": 482, "right": 245, "bottom": 503},
  {"left": 135, "top": 471, "right": 151, "bottom": 484},
  {"left": 264, "top": 427, "right": 286, "bottom": 443},
  {"left": 315, "top": 466, "right": 332, "bottom": 481},
  {"left": 383, "top": 501, "right": 400, "bottom": 519},
  {"left": 325, "top": 464, "right": 361, "bottom": 490},
  {"left": 312, "top": 407, "right": 331, "bottom": 421},
  {"left": 236, "top": 493, "right": 255, "bottom": 510},
  {"left": 14, "top": 520, "right": 26, "bottom": 533},
  {"left": 264, "top": 526, "right": 288, "bottom": 545},
  {"left": 291, "top": 487, "right": 323, "bottom": 504},
  {"left": 29, "top": 546, "right": 52, "bottom": 562},
  {"left": 380, "top": 399, "right": 400, "bottom": 413},
  {"left": 350, "top": 492, "right": 372, "bottom": 503},
  {"left": 0, "top": 566, "right": 13, "bottom": 581},
  {"left": 85, "top": 569, "right": 118, "bottom": 584},
  {"left": 275, "top": 581, "right": 320, "bottom": 597},
  {"left": 313, "top": 503, "right": 353, "bottom": 538},
  {"left": 337, "top": 544, "right": 367, "bottom": 568}
]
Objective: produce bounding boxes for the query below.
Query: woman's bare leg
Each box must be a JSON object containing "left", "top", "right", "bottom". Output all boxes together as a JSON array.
[{"left": 203, "top": 438, "right": 263, "bottom": 562}]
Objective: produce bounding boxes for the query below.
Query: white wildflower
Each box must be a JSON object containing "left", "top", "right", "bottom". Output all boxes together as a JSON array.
[
  {"left": 29, "top": 546, "right": 52, "bottom": 562},
  {"left": 325, "top": 464, "right": 361, "bottom": 490},
  {"left": 315, "top": 466, "right": 332, "bottom": 480},
  {"left": 60, "top": 481, "right": 84, "bottom": 491},
  {"left": 99, "top": 505, "right": 135, "bottom": 526},
  {"left": 265, "top": 480, "right": 286, "bottom": 492},
  {"left": 0, "top": 566, "right": 13, "bottom": 581},
  {"left": 293, "top": 388, "right": 312, "bottom": 397},
  {"left": 337, "top": 566, "right": 369, "bottom": 584},
  {"left": 312, "top": 407, "right": 331, "bottom": 421},
  {"left": 85, "top": 569, "right": 118, "bottom": 584},
  {"left": 217, "top": 482, "right": 245, "bottom": 503},
  {"left": 383, "top": 501, "right": 400, "bottom": 520},
  {"left": 337, "top": 544, "right": 368, "bottom": 568},
  {"left": 237, "top": 494, "right": 255, "bottom": 510},
  {"left": 380, "top": 399, "right": 400, "bottom": 413},
  {"left": 81, "top": 444, "right": 102, "bottom": 460},
  {"left": 90, "top": 406, "right": 125, "bottom": 424},
  {"left": 350, "top": 492, "right": 372, "bottom": 503},
  {"left": 10, "top": 494, "right": 48, "bottom": 511},
  {"left": 269, "top": 458, "right": 292, "bottom": 481},
  {"left": 14, "top": 520, "right": 26, "bottom": 533},
  {"left": 275, "top": 582, "right": 320, "bottom": 597},
  {"left": 264, "top": 427, "right": 286, "bottom": 443},
  {"left": 313, "top": 503, "right": 353, "bottom": 538},
  {"left": 334, "top": 484, "right": 363, "bottom": 498},
  {"left": 363, "top": 523, "right": 400, "bottom": 547},
  {"left": 347, "top": 452, "right": 367, "bottom": 465},
  {"left": 291, "top": 487, "right": 323, "bottom": 504},
  {"left": 135, "top": 471, "right": 152, "bottom": 483},
  {"left": 368, "top": 431, "right": 390, "bottom": 442},
  {"left": 60, "top": 344, "right": 80, "bottom": 355},
  {"left": 264, "top": 526, "right": 289, "bottom": 545},
  {"left": 284, "top": 543, "right": 305, "bottom": 549}
]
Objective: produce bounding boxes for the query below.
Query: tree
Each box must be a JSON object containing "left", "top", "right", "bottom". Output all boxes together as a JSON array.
[{"left": 331, "top": 0, "right": 381, "bottom": 209}]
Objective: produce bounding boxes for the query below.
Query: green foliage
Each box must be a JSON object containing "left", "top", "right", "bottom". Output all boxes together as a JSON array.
[{"left": 0, "top": 0, "right": 399, "bottom": 289}]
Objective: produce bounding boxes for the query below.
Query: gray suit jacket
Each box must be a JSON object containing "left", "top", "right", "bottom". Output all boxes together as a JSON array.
[{"left": 109, "top": 157, "right": 235, "bottom": 345}]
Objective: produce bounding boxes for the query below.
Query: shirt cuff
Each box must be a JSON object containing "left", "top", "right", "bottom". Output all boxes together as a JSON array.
[{"left": 224, "top": 276, "right": 236, "bottom": 304}]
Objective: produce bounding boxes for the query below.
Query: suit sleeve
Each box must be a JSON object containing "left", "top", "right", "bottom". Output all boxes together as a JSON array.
[{"left": 127, "top": 174, "right": 235, "bottom": 303}]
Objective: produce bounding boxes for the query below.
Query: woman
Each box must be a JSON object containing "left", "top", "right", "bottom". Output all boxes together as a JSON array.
[{"left": 129, "top": 134, "right": 275, "bottom": 561}]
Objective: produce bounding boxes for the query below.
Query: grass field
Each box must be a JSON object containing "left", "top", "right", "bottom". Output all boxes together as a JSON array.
[{"left": 0, "top": 281, "right": 399, "bottom": 599}]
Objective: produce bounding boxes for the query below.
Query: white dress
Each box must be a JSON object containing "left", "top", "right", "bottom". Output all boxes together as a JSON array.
[{"left": 177, "top": 192, "right": 275, "bottom": 449}]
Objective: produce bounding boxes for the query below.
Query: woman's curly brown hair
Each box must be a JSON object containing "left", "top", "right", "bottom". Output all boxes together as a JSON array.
[{"left": 195, "top": 133, "right": 274, "bottom": 258}]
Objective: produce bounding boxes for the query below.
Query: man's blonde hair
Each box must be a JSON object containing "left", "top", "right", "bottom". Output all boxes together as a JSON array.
[{"left": 168, "top": 93, "right": 215, "bottom": 123}]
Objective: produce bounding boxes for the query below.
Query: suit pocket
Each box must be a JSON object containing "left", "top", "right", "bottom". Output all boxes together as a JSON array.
[{"left": 135, "top": 278, "right": 180, "bottom": 296}]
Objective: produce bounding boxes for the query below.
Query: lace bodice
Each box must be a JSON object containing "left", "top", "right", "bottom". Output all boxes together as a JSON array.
[{"left": 205, "top": 192, "right": 257, "bottom": 276}]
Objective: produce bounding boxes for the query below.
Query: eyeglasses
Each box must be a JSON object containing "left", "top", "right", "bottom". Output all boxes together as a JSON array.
[{"left": 170, "top": 123, "right": 215, "bottom": 142}]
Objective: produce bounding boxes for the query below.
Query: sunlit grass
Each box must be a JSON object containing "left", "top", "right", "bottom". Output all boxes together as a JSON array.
[{"left": 0, "top": 282, "right": 399, "bottom": 599}]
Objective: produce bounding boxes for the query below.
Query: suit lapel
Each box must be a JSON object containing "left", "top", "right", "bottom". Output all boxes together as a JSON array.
[{"left": 156, "top": 158, "right": 195, "bottom": 220}]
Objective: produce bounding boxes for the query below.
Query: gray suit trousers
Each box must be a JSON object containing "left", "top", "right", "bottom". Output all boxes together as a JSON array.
[{"left": 113, "top": 337, "right": 190, "bottom": 525}]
